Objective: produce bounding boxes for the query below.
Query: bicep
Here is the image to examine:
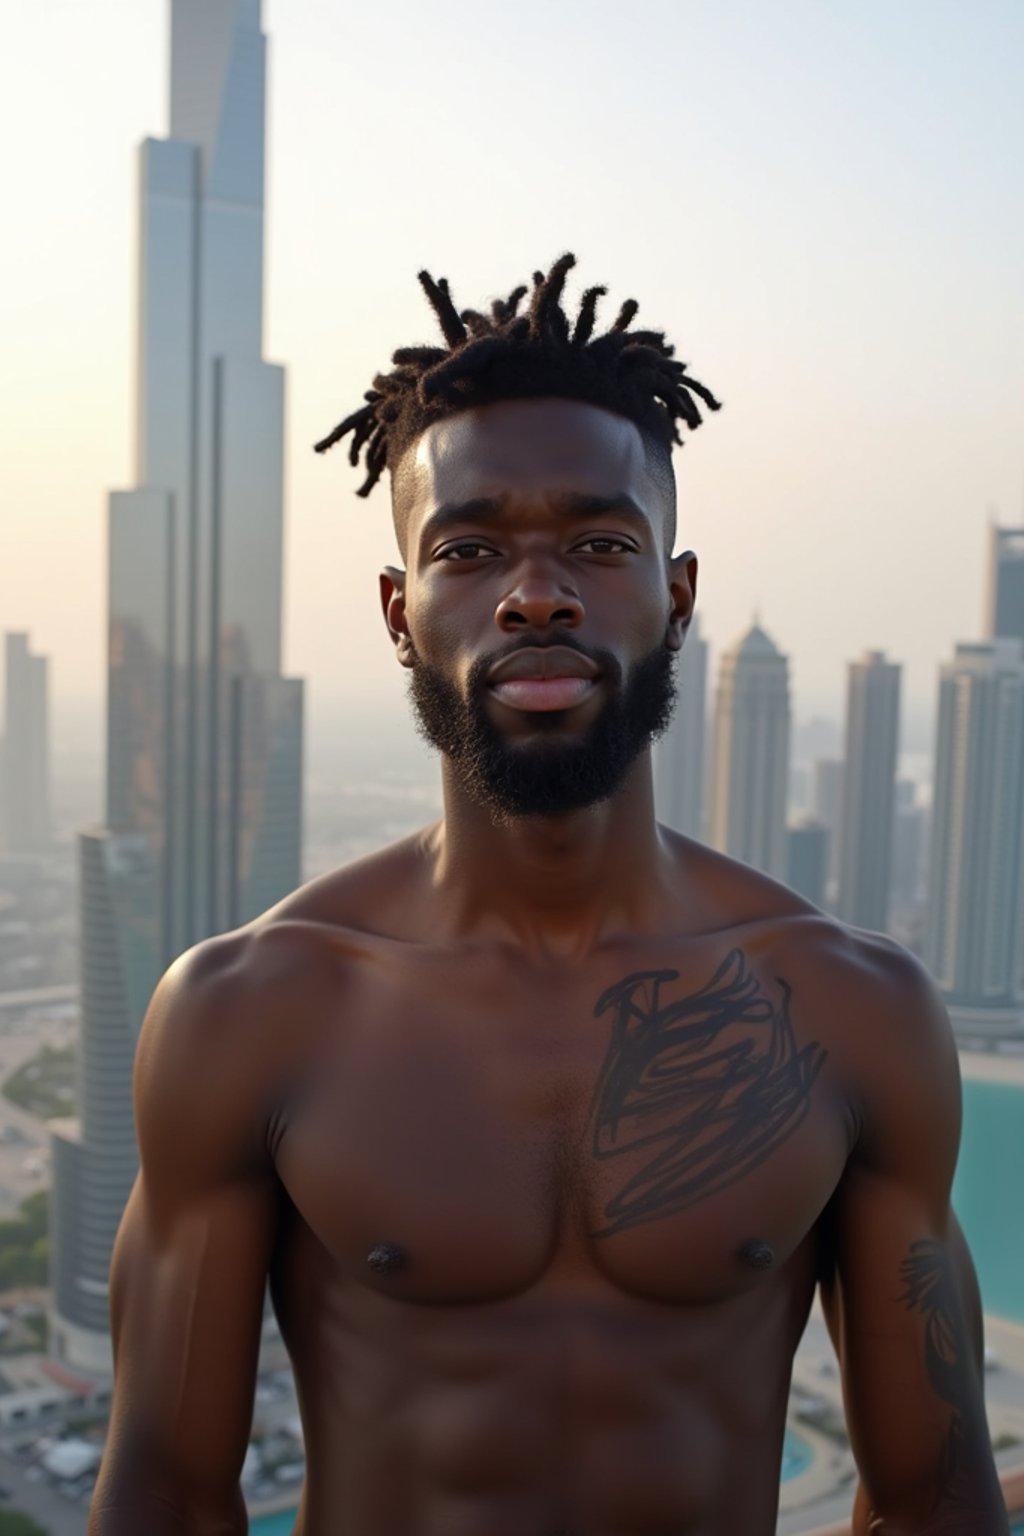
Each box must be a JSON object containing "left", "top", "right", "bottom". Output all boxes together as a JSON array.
[
  {"left": 93, "top": 939, "right": 281, "bottom": 1527},
  {"left": 101, "top": 1170, "right": 278, "bottom": 1512},
  {"left": 828, "top": 952, "right": 1004, "bottom": 1528},
  {"left": 831, "top": 1166, "right": 995, "bottom": 1523}
]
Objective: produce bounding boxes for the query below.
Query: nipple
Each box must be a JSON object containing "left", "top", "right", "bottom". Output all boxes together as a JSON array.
[
  {"left": 366, "top": 1242, "right": 407, "bottom": 1276},
  {"left": 739, "top": 1239, "right": 776, "bottom": 1271}
]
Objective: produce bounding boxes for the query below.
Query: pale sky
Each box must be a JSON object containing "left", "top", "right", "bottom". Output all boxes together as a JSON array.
[{"left": 3, "top": 0, "right": 1022, "bottom": 756}]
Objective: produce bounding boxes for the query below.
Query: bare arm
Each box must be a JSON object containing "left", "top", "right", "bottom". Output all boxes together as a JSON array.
[
  {"left": 821, "top": 945, "right": 1007, "bottom": 1535},
  {"left": 89, "top": 933, "right": 283, "bottom": 1535}
]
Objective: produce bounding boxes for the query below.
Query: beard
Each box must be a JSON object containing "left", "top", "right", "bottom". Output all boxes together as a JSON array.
[{"left": 407, "top": 636, "right": 678, "bottom": 822}]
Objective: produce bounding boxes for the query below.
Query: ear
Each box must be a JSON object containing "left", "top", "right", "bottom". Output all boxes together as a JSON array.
[
  {"left": 665, "top": 549, "right": 698, "bottom": 652},
  {"left": 380, "top": 566, "right": 416, "bottom": 668}
]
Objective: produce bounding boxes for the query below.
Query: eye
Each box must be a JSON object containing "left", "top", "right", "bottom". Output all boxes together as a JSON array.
[
  {"left": 436, "top": 541, "right": 499, "bottom": 562},
  {"left": 574, "top": 536, "right": 634, "bottom": 555}
]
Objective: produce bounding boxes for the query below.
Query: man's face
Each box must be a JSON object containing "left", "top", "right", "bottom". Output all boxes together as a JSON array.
[{"left": 381, "top": 397, "right": 697, "bottom": 821}]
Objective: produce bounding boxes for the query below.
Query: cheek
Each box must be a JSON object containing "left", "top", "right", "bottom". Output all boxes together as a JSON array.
[{"left": 404, "top": 585, "right": 477, "bottom": 676}]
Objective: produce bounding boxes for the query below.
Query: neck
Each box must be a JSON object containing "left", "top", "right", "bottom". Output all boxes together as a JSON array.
[{"left": 424, "top": 752, "right": 677, "bottom": 959}]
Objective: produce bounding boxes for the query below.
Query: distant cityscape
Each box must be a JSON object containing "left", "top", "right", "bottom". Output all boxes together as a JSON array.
[{"left": 0, "top": 1, "right": 1022, "bottom": 1532}]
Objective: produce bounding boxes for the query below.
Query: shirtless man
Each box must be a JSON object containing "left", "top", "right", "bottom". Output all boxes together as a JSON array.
[{"left": 90, "top": 254, "right": 1009, "bottom": 1535}]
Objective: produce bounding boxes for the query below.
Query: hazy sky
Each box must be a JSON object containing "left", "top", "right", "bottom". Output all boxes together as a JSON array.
[{"left": 3, "top": 0, "right": 1022, "bottom": 754}]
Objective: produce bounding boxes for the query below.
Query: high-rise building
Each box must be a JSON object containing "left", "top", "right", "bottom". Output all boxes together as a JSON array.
[
  {"left": 708, "top": 621, "right": 791, "bottom": 879},
  {"left": 890, "top": 778, "right": 926, "bottom": 919},
  {"left": 1, "top": 633, "right": 51, "bottom": 853},
  {"left": 786, "top": 818, "right": 828, "bottom": 908},
  {"left": 811, "top": 757, "right": 843, "bottom": 903},
  {"left": 985, "top": 523, "right": 1024, "bottom": 645},
  {"left": 49, "top": 0, "right": 304, "bottom": 1375},
  {"left": 923, "top": 640, "right": 1024, "bottom": 1041},
  {"left": 652, "top": 615, "right": 708, "bottom": 838},
  {"left": 836, "top": 651, "right": 901, "bottom": 932}
]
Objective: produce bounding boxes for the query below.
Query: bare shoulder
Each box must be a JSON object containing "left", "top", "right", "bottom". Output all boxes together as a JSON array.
[
  {"left": 136, "top": 828, "right": 439, "bottom": 1150},
  {"left": 136, "top": 917, "right": 349, "bottom": 1195},
  {"left": 764, "top": 912, "right": 960, "bottom": 1171},
  {"left": 674, "top": 836, "right": 959, "bottom": 1126}
]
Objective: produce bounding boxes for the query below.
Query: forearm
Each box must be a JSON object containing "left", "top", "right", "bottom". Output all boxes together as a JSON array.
[
  {"left": 850, "top": 1473, "right": 1011, "bottom": 1535},
  {"left": 88, "top": 1475, "right": 248, "bottom": 1535}
]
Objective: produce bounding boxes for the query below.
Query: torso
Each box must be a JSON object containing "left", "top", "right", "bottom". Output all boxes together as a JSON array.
[{"left": 251, "top": 833, "right": 872, "bottom": 1536}]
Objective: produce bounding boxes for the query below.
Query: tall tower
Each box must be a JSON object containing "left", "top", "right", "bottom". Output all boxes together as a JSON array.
[
  {"left": 985, "top": 523, "right": 1024, "bottom": 645},
  {"left": 652, "top": 615, "right": 708, "bottom": 838},
  {"left": 924, "top": 640, "right": 1024, "bottom": 1042},
  {"left": 708, "top": 620, "right": 791, "bottom": 879},
  {"left": 786, "top": 818, "right": 828, "bottom": 907},
  {"left": 836, "top": 650, "right": 901, "bottom": 932},
  {"left": 49, "top": 0, "right": 304, "bottom": 1375},
  {"left": 1, "top": 633, "right": 51, "bottom": 853}
]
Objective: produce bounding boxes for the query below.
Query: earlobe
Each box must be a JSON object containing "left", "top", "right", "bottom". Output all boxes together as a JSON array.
[{"left": 380, "top": 566, "right": 416, "bottom": 668}]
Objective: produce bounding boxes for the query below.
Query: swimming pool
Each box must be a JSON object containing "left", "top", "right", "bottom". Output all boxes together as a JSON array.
[{"left": 954, "top": 1077, "right": 1024, "bottom": 1323}]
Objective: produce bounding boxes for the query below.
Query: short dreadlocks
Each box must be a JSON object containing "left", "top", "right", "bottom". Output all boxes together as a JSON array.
[{"left": 314, "top": 252, "right": 720, "bottom": 506}]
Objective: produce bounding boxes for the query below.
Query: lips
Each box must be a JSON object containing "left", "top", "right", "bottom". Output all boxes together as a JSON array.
[
  {"left": 486, "top": 645, "right": 600, "bottom": 713},
  {"left": 486, "top": 645, "right": 600, "bottom": 684}
]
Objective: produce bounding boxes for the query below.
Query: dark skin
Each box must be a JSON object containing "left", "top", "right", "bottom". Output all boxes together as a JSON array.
[{"left": 91, "top": 398, "right": 1008, "bottom": 1535}]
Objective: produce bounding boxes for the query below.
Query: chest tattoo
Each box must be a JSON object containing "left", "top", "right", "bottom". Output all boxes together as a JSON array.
[{"left": 586, "top": 948, "right": 826, "bottom": 1237}]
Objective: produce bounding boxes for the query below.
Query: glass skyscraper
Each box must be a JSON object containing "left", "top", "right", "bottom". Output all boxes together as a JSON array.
[
  {"left": 924, "top": 640, "right": 1024, "bottom": 1044},
  {"left": 835, "top": 650, "right": 901, "bottom": 933},
  {"left": 708, "top": 621, "right": 791, "bottom": 880},
  {"left": 49, "top": 0, "right": 304, "bottom": 1374}
]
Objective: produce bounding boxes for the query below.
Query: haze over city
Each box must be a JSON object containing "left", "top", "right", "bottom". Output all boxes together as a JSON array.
[
  {"left": 3, "top": 0, "right": 1023, "bottom": 777},
  {"left": 0, "top": 5, "right": 1023, "bottom": 1533}
]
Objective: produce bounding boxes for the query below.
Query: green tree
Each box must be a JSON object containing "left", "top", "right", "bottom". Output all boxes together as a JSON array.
[{"left": 0, "top": 1510, "right": 52, "bottom": 1535}]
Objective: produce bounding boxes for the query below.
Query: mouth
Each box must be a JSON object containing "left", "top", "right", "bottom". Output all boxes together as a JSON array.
[
  {"left": 486, "top": 645, "right": 601, "bottom": 714},
  {"left": 490, "top": 676, "right": 599, "bottom": 712}
]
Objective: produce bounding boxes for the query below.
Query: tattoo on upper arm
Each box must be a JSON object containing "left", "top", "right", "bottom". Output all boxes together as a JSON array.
[
  {"left": 587, "top": 949, "right": 826, "bottom": 1237},
  {"left": 898, "top": 1238, "right": 982, "bottom": 1513}
]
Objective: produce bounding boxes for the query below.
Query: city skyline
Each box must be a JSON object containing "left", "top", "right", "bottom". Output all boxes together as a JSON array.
[
  {"left": 2, "top": 0, "right": 1022, "bottom": 755},
  {"left": 49, "top": 0, "right": 304, "bottom": 1375}
]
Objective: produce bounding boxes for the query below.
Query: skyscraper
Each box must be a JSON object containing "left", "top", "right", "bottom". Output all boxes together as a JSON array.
[
  {"left": 652, "top": 615, "right": 708, "bottom": 838},
  {"left": 786, "top": 818, "right": 828, "bottom": 907},
  {"left": 1, "top": 633, "right": 51, "bottom": 853},
  {"left": 810, "top": 757, "right": 843, "bottom": 904},
  {"left": 49, "top": 0, "right": 304, "bottom": 1374},
  {"left": 985, "top": 523, "right": 1024, "bottom": 645},
  {"left": 836, "top": 650, "right": 901, "bottom": 932},
  {"left": 923, "top": 640, "right": 1024, "bottom": 1041},
  {"left": 708, "top": 620, "right": 791, "bottom": 879}
]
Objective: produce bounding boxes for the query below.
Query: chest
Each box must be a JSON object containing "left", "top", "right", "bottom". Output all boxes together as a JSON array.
[{"left": 272, "top": 946, "right": 850, "bottom": 1306}]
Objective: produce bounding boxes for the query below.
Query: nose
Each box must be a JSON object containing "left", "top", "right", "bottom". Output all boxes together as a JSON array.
[{"left": 495, "top": 564, "right": 585, "bottom": 633}]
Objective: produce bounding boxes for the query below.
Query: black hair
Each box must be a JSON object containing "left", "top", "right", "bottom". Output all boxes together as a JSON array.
[{"left": 314, "top": 252, "right": 720, "bottom": 498}]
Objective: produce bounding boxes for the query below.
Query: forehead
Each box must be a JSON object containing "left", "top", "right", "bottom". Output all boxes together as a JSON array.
[{"left": 394, "top": 397, "right": 663, "bottom": 531}]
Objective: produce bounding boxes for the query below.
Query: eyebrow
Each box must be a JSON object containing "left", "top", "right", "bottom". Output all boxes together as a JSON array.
[{"left": 420, "top": 493, "right": 653, "bottom": 546}]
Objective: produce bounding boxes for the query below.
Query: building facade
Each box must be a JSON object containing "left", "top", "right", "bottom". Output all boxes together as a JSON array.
[
  {"left": 985, "top": 523, "right": 1024, "bottom": 646},
  {"left": 786, "top": 818, "right": 828, "bottom": 908},
  {"left": 923, "top": 640, "right": 1024, "bottom": 1041},
  {"left": 50, "top": 0, "right": 304, "bottom": 1374},
  {"left": 1, "top": 633, "right": 51, "bottom": 854},
  {"left": 652, "top": 615, "right": 708, "bottom": 839},
  {"left": 708, "top": 621, "right": 791, "bottom": 879},
  {"left": 836, "top": 650, "right": 901, "bottom": 932}
]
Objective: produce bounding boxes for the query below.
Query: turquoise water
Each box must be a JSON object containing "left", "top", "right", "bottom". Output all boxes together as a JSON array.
[
  {"left": 249, "top": 1429, "right": 814, "bottom": 1532},
  {"left": 251, "top": 1514, "right": 296, "bottom": 1536},
  {"left": 779, "top": 1427, "right": 814, "bottom": 1481},
  {"left": 953, "top": 1078, "right": 1024, "bottom": 1324}
]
